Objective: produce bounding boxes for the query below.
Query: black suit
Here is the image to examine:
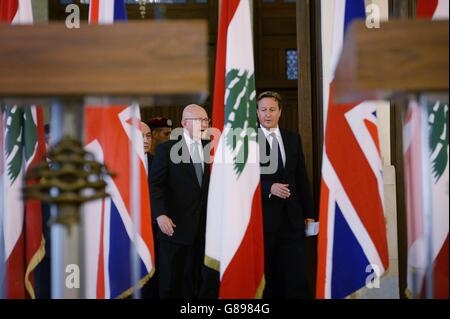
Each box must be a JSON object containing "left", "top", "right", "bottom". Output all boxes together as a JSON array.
[
  {"left": 149, "top": 136, "right": 210, "bottom": 298},
  {"left": 147, "top": 153, "right": 154, "bottom": 171},
  {"left": 259, "top": 128, "right": 315, "bottom": 298}
]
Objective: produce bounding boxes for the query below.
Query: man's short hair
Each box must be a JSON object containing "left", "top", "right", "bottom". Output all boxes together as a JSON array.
[
  {"left": 256, "top": 91, "right": 282, "bottom": 109},
  {"left": 147, "top": 117, "right": 173, "bottom": 130}
]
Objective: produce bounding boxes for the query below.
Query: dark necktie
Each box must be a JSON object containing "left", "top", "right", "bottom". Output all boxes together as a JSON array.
[
  {"left": 191, "top": 141, "right": 203, "bottom": 186},
  {"left": 270, "top": 132, "right": 284, "bottom": 173}
]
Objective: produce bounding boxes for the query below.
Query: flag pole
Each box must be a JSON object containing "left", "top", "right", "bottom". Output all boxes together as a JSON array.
[
  {"left": 130, "top": 101, "right": 141, "bottom": 299},
  {"left": 49, "top": 100, "right": 64, "bottom": 299},
  {"left": 50, "top": 99, "right": 84, "bottom": 299}
]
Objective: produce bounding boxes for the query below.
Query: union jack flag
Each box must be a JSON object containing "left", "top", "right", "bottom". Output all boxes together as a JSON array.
[
  {"left": 316, "top": 0, "right": 389, "bottom": 299},
  {"left": 83, "top": 1, "right": 154, "bottom": 299},
  {"left": 83, "top": 106, "right": 155, "bottom": 299}
]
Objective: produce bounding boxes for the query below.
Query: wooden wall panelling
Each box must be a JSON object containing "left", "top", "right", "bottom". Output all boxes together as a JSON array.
[
  {"left": 310, "top": 0, "right": 324, "bottom": 209},
  {"left": 254, "top": 1, "right": 297, "bottom": 90},
  {"left": 253, "top": 0, "right": 298, "bottom": 134},
  {"left": 296, "top": 0, "right": 318, "bottom": 298},
  {"left": 296, "top": 0, "right": 314, "bottom": 194}
]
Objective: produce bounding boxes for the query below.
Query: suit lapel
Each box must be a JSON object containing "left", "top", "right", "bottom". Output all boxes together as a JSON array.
[
  {"left": 201, "top": 140, "right": 210, "bottom": 189},
  {"left": 258, "top": 128, "right": 271, "bottom": 157},
  {"left": 280, "top": 129, "right": 289, "bottom": 171}
]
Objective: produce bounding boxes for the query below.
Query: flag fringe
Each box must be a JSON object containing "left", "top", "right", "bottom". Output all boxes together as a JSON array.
[
  {"left": 255, "top": 276, "right": 265, "bottom": 299},
  {"left": 116, "top": 266, "right": 155, "bottom": 299},
  {"left": 204, "top": 255, "right": 220, "bottom": 272},
  {"left": 405, "top": 288, "right": 414, "bottom": 299},
  {"left": 24, "top": 236, "right": 46, "bottom": 299}
]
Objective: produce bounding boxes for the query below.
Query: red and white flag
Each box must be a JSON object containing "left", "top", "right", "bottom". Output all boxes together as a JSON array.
[
  {"left": 204, "top": 0, "right": 265, "bottom": 299},
  {"left": 1, "top": 0, "right": 46, "bottom": 299},
  {"left": 416, "top": 0, "right": 448, "bottom": 20},
  {"left": 404, "top": 0, "right": 449, "bottom": 299},
  {"left": 0, "top": 0, "right": 33, "bottom": 24}
]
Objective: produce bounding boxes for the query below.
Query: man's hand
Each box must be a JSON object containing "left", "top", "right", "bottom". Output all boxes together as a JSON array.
[
  {"left": 304, "top": 218, "right": 315, "bottom": 227},
  {"left": 156, "top": 214, "right": 176, "bottom": 236},
  {"left": 270, "top": 183, "right": 290, "bottom": 199}
]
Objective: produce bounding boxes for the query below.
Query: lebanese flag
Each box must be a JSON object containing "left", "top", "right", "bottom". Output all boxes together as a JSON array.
[
  {"left": 204, "top": 0, "right": 265, "bottom": 299},
  {"left": 404, "top": 0, "right": 449, "bottom": 299},
  {"left": 0, "top": 0, "right": 32, "bottom": 24},
  {"left": 416, "top": 0, "right": 449, "bottom": 20},
  {"left": 1, "top": 0, "right": 46, "bottom": 299},
  {"left": 2, "top": 106, "right": 46, "bottom": 299},
  {"left": 404, "top": 99, "right": 449, "bottom": 299}
]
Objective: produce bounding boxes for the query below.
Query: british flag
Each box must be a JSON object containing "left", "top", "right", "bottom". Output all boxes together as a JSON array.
[
  {"left": 316, "top": 0, "right": 389, "bottom": 299},
  {"left": 83, "top": 1, "right": 154, "bottom": 299},
  {"left": 83, "top": 106, "right": 154, "bottom": 299}
]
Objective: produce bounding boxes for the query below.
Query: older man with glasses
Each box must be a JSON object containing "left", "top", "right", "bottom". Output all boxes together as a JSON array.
[{"left": 149, "top": 104, "right": 211, "bottom": 299}]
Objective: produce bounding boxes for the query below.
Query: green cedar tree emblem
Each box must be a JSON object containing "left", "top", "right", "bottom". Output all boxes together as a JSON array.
[
  {"left": 3, "top": 106, "right": 37, "bottom": 185},
  {"left": 5, "top": 106, "right": 24, "bottom": 184},
  {"left": 428, "top": 101, "right": 449, "bottom": 183},
  {"left": 23, "top": 108, "right": 38, "bottom": 163},
  {"left": 224, "top": 69, "right": 257, "bottom": 177}
]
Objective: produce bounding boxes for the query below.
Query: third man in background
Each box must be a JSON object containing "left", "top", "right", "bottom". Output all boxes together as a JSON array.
[
  {"left": 141, "top": 121, "right": 152, "bottom": 167},
  {"left": 147, "top": 117, "right": 173, "bottom": 168}
]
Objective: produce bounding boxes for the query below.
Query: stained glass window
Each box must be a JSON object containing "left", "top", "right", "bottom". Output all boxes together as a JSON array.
[{"left": 286, "top": 49, "right": 298, "bottom": 80}]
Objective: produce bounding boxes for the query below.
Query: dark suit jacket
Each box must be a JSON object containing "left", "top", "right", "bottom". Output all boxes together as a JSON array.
[
  {"left": 150, "top": 136, "right": 210, "bottom": 245},
  {"left": 259, "top": 129, "right": 315, "bottom": 233},
  {"left": 146, "top": 153, "right": 153, "bottom": 186},
  {"left": 147, "top": 153, "right": 154, "bottom": 170}
]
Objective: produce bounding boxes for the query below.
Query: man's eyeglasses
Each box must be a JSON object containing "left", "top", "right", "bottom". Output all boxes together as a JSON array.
[{"left": 184, "top": 118, "right": 211, "bottom": 124}]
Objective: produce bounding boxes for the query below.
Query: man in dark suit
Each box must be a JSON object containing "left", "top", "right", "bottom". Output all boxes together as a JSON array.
[
  {"left": 149, "top": 104, "right": 210, "bottom": 299},
  {"left": 257, "top": 91, "right": 316, "bottom": 299},
  {"left": 138, "top": 120, "right": 159, "bottom": 299}
]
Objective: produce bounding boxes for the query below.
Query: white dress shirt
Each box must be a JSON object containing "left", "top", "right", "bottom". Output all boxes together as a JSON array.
[
  {"left": 260, "top": 126, "right": 286, "bottom": 166},
  {"left": 183, "top": 129, "right": 204, "bottom": 171}
]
